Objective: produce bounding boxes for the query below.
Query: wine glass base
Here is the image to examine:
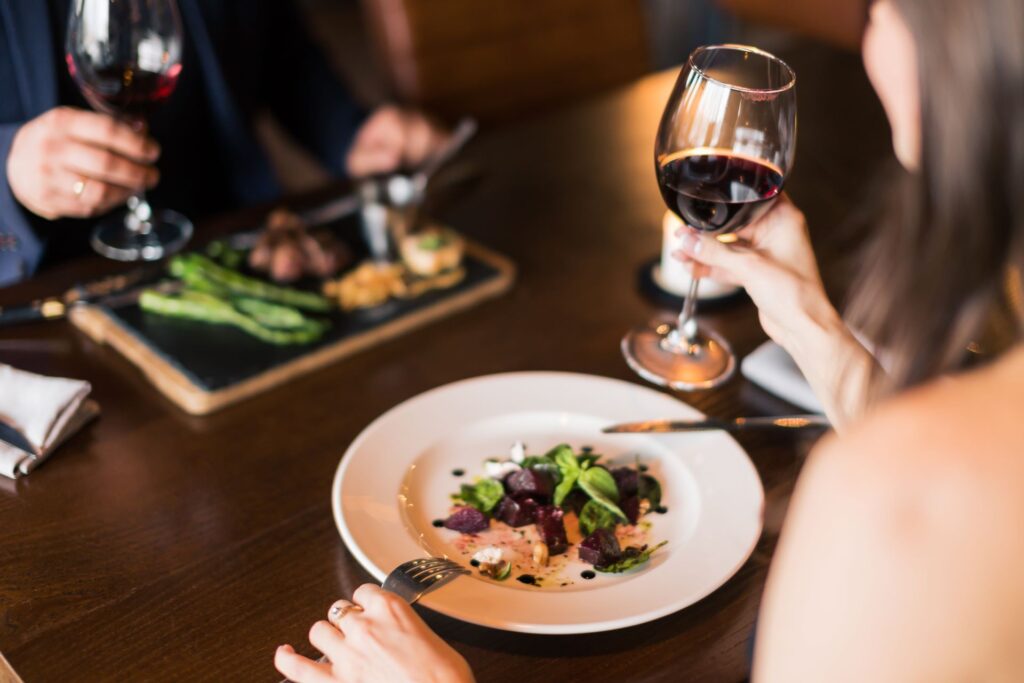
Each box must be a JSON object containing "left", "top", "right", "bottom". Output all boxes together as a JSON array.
[
  {"left": 621, "top": 322, "right": 736, "bottom": 391},
  {"left": 91, "top": 209, "right": 193, "bottom": 261}
]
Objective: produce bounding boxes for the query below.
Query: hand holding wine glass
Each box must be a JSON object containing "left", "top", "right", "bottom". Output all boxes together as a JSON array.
[
  {"left": 623, "top": 44, "right": 798, "bottom": 390},
  {"left": 66, "top": 0, "right": 191, "bottom": 261}
]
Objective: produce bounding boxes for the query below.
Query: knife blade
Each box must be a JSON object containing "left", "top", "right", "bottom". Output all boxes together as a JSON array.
[
  {"left": 602, "top": 414, "right": 831, "bottom": 433},
  {"left": 0, "top": 262, "right": 166, "bottom": 327}
]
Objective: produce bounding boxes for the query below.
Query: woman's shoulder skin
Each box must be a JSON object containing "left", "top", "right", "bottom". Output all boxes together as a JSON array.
[{"left": 753, "top": 346, "right": 1024, "bottom": 682}]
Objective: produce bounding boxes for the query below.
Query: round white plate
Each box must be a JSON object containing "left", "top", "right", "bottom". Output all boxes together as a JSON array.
[{"left": 332, "top": 372, "right": 764, "bottom": 634}]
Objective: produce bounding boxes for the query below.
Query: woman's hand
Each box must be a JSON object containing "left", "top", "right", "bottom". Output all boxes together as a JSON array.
[
  {"left": 675, "top": 194, "right": 832, "bottom": 348},
  {"left": 6, "top": 107, "right": 160, "bottom": 220},
  {"left": 274, "top": 584, "right": 474, "bottom": 683},
  {"left": 346, "top": 106, "right": 450, "bottom": 178},
  {"left": 674, "top": 195, "right": 875, "bottom": 428}
]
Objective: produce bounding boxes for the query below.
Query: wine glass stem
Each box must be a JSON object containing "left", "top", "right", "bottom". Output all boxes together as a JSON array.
[
  {"left": 126, "top": 193, "right": 154, "bottom": 235},
  {"left": 661, "top": 276, "right": 703, "bottom": 354}
]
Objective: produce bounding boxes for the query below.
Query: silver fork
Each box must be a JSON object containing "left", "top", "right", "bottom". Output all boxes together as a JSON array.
[{"left": 281, "top": 557, "right": 469, "bottom": 682}]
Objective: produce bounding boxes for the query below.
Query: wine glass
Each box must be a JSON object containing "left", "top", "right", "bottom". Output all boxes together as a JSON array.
[
  {"left": 622, "top": 44, "right": 797, "bottom": 390},
  {"left": 66, "top": 0, "right": 192, "bottom": 261}
]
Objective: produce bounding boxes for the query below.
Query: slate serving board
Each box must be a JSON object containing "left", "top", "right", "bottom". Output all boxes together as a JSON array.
[{"left": 70, "top": 225, "right": 515, "bottom": 414}]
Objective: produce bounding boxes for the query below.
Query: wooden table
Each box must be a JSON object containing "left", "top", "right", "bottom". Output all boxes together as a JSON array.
[{"left": 0, "top": 43, "right": 890, "bottom": 682}]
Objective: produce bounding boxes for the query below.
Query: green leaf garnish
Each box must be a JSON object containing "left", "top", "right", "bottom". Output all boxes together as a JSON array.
[
  {"left": 495, "top": 561, "right": 512, "bottom": 581},
  {"left": 550, "top": 444, "right": 581, "bottom": 506},
  {"left": 578, "top": 499, "right": 619, "bottom": 536},
  {"left": 418, "top": 234, "right": 446, "bottom": 250},
  {"left": 638, "top": 474, "right": 662, "bottom": 508},
  {"left": 452, "top": 478, "right": 504, "bottom": 514},
  {"left": 595, "top": 541, "right": 668, "bottom": 574},
  {"left": 578, "top": 469, "right": 626, "bottom": 520}
]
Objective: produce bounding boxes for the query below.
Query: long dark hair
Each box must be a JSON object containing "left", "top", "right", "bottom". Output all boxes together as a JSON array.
[{"left": 848, "top": 0, "right": 1024, "bottom": 397}]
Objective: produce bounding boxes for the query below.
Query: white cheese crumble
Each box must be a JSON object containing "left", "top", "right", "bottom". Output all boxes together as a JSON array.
[
  {"left": 472, "top": 546, "right": 504, "bottom": 566},
  {"left": 484, "top": 460, "right": 520, "bottom": 479},
  {"left": 509, "top": 441, "right": 526, "bottom": 463}
]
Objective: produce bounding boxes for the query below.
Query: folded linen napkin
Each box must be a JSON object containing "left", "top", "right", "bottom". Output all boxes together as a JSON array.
[
  {"left": 740, "top": 341, "right": 825, "bottom": 414},
  {"left": 0, "top": 364, "right": 99, "bottom": 478}
]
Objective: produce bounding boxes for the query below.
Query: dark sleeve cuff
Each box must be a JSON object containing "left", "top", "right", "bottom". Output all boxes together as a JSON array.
[{"left": 0, "top": 122, "right": 45, "bottom": 287}]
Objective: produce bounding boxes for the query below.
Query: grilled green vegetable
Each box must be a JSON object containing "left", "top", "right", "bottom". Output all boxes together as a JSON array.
[
  {"left": 139, "top": 289, "right": 327, "bottom": 345},
  {"left": 169, "top": 254, "right": 330, "bottom": 311}
]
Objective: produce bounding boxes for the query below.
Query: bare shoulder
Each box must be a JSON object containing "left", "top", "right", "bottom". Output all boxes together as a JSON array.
[
  {"left": 814, "top": 349, "right": 1024, "bottom": 498},
  {"left": 754, "top": 351, "right": 1024, "bottom": 682}
]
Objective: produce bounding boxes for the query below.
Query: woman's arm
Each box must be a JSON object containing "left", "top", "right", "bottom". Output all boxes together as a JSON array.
[{"left": 676, "top": 195, "right": 877, "bottom": 428}]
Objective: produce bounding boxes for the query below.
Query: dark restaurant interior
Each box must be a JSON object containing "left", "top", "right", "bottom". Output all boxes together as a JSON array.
[{"left": 1, "top": 0, "right": 1022, "bottom": 681}]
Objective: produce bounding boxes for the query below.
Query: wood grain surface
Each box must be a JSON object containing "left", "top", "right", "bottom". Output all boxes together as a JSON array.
[{"left": 0, "top": 41, "right": 890, "bottom": 683}]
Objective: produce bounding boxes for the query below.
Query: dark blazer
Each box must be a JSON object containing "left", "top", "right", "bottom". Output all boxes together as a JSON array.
[{"left": 0, "top": 0, "right": 365, "bottom": 286}]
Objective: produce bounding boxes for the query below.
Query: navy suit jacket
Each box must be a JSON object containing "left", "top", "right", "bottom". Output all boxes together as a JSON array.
[{"left": 0, "top": 0, "right": 365, "bottom": 286}]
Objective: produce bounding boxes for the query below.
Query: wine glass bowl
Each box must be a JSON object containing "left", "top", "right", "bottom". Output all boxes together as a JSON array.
[
  {"left": 66, "top": 0, "right": 192, "bottom": 261},
  {"left": 623, "top": 45, "right": 797, "bottom": 391}
]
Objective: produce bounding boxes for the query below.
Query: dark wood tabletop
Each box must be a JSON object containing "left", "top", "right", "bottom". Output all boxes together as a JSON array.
[{"left": 0, "top": 42, "right": 890, "bottom": 683}]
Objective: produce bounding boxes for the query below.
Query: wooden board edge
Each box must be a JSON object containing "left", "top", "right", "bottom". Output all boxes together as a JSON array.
[
  {"left": 70, "top": 238, "right": 516, "bottom": 415},
  {"left": 69, "top": 304, "right": 218, "bottom": 415}
]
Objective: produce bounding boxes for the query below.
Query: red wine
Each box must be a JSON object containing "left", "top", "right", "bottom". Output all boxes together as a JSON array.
[
  {"left": 657, "top": 150, "right": 784, "bottom": 233},
  {"left": 67, "top": 55, "right": 181, "bottom": 120}
]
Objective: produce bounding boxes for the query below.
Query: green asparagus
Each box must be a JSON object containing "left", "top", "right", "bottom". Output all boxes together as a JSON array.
[
  {"left": 169, "top": 254, "right": 330, "bottom": 311},
  {"left": 140, "top": 289, "right": 327, "bottom": 345}
]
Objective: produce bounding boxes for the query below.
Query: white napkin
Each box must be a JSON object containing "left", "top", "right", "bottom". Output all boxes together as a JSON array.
[
  {"left": 741, "top": 341, "right": 825, "bottom": 414},
  {"left": 0, "top": 364, "right": 99, "bottom": 478}
]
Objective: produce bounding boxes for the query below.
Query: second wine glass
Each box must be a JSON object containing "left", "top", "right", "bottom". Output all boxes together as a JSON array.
[
  {"left": 622, "top": 44, "right": 797, "bottom": 391},
  {"left": 66, "top": 0, "right": 192, "bottom": 261}
]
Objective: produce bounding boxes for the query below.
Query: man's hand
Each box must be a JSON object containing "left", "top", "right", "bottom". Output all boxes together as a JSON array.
[
  {"left": 7, "top": 107, "right": 160, "bottom": 220},
  {"left": 346, "top": 106, "right": 450, "bottom": 178}
]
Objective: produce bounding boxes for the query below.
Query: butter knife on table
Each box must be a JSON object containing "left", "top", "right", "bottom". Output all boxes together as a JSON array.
[
  {"left": 0, "top": 262, "right": 166, "bottom": 327},
  {"left": 603, "top": 415, "right": 831, "bottom": 433}
]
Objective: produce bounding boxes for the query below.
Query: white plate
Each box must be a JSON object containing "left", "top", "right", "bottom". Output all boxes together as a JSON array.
[{"left": 332, "top": 372, "right": 764, "bottom": 634}]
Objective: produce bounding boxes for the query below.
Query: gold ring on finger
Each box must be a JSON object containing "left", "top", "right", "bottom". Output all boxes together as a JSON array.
[
  {"left": 327, "top": 599, "right": 363, "bottom": 628},
  {"left": 72, "top": 179, "right": 87, "bottom": 198}
]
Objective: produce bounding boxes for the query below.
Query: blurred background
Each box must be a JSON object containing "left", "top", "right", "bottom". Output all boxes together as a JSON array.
[{"left": 261, "top": 0, "right": 878, "bottom": 193}]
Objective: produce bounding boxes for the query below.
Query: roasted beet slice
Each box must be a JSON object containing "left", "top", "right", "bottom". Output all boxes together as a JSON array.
[
  {"left": 611, "top": 467, "right": 639, "bottom": 497},
  {"left": 443, "top": 506, "right": 489, "bottom": 534},
  {"left": 495, "top": 496, "right": 539, "bottom": 527},
  {"left": 620, "top": 496, "right": 641, "bottom": 524},
  {"left": 505, "top": 468, "right": 554, "bottom": 502},
  {"left": 579, "top": 528, "right": 623, "bottom": 566},
  {"left": 534, "top": 505, "right": 569, "bottom": 554}
]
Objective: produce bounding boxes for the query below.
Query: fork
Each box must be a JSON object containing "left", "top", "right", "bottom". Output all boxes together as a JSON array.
[{"left": 281, "top": 557, "right": 469, "bottom": 682}]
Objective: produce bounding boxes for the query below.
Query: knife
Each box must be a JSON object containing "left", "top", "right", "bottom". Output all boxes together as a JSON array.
[
  {"left": 0, "top": 262, "right": 166, "bottom": 327},
  {"left": 602, "top": 414, "right": 831, "bottom": 433},
  {"left": 0, "top": 192, "right": 363, "bottom": 327}
]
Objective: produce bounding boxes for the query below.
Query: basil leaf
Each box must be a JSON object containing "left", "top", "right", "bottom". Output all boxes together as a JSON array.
[
  {"left": 578, "top": 468, "right": 626, "bottom": 520},
  {"left": 549, "top": 444, "right": 579, "bottom": 476},
  {"left": 580, "top": 467, "right": 619, "bottom": 501},
  {"left": 595, "top": 541, "right": 668, "bottom": 574},
  {"left": 638, "top": 474, "right": 662, "bottom": 508},
  {"left": 577, "top": 453, "right": 600, "bottom": 469},
  {"left": 578, "top": 499, "right": 618, "bottom": 536},
  {"left": 452, "top": 478, "right": 505, "bottom": 514},
  {"left": 553, "top": 470, "right": 578, "bottom": 507}
]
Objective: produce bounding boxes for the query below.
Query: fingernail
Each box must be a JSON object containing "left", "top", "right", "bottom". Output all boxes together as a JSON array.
[
  {"left": 680, "top": 233, "right": 701, "bottom": 255},
  {"left": 147, "top": 144, "right": 161, "bottom": 161}
]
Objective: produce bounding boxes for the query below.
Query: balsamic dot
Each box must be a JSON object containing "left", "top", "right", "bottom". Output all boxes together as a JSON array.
[
  {"left": 452, "top": 468, "right": 465, "bottom": 477},
  {"left": 654, "top": 506, "right": 669, "bottom": 514},
  {"left": 469, "top": 559, "right": 480, "bottom": 567},
  {"left": 581, "top": 570, "right": 596, "bottom": 580},
  {"left": 432, "top": 519, "right": 445, "bottom": 528},
  {"left": 581, "top": 446, "right": 594, "bottom": 453},
  {"left": 516, "top": 574, "right": 537, "bottom": 585},
  {"left": 638, "top": 463, "right": 649, "bottom": 472}
]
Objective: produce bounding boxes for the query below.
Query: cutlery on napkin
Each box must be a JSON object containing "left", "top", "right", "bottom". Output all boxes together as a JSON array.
[{"left": 0, "top": 364, "right": 99, "bottom": 478}]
